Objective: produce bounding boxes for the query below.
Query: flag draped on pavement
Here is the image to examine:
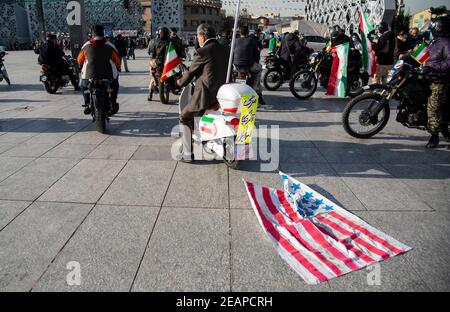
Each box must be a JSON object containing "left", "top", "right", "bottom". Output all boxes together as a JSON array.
[
  {"left": 244, "top": 172, "right": 411, "bottom": 285},
  {"left": 411, "top": 41, "right": 430, "bottom": 64},
  {"left": 327, "top": 42, "right": 349, "bottom": 97},
  {"left": 161, "top": 41, "right": 181, "bottom": 82},
  {"left": 359, "top": 8, "right": 377, "bottom": 76}
]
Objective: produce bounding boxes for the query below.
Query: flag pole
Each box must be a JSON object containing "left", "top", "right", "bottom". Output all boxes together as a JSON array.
[{"left": 226, "top": 0, "right": 241, "bottom": 83}]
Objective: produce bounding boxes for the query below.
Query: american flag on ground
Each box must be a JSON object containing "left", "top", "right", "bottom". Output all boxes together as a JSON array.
[{"left": 244, "top": 172, "right": 412, "bottom": 285}]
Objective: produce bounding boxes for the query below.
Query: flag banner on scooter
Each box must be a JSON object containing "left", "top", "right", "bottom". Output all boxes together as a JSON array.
[
  {"left": 244, "top": 172, "right": 412, "bottom": 285},
  {"left": 411, "top": 41, "right": 430, "bottom": 65},
  {"left": 359, "top": 8, "right": 377, "bottom": 77},
  {"left": 235, "top": 94, "right": 258, "bottom": 160},
  {"left": 327, "top": 42, "right": 349, "bottom": 97},
  {"left": 161, "top": 42, "right": 181, "bottom": 82},
  {"left": 199, "top": 116, "right": 216, "bottom": 135}
]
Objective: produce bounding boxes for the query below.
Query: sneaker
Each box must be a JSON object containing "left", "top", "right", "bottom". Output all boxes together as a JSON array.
[
  {"left": 83, "top": 106, "right": 91, "bottom": 115},
  {"left": 426, "top": 133, "right": 439, "bottom": 149}
]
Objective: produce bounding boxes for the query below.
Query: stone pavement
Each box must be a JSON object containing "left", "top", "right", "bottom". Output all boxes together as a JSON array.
[{"left": 0, "top": 49, "right": 449, "bottom": 292}]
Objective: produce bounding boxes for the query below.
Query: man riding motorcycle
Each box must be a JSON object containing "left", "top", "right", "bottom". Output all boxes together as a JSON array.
[
  {"left": 38, "top": 33, "right": 80, "bottom": 91},
  {"left": 423, "top": 15, "right": 450, "bottom": 148},
  {"left": 77, "top": 25, "right": 121, "bottom": 115},
  {"left": 147, "top": 27, "right": 171, "bottom": 101},
  {"left": 233, "top": 26, "right": 265, "bottom": 105},
  {"left": 176, "top": 24, "right": 229, "bottom": 162}
]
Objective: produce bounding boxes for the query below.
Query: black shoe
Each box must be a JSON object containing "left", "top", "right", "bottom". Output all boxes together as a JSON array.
[
  {"left": 258, "top": 94, "right": 266, "bottom": 105},
  {"left": 83, "top": 106, "right": 91, "bottom": 115},
  {"left": 426, "top": 133, "right": 439, "bottom": 149},
  {"left": 147, "top": 92, "right": 153, "bottom": 101}
]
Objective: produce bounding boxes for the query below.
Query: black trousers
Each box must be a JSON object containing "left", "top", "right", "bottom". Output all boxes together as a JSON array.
[{"left": 80, "top": 79, "right": 119, "bottom": 105}]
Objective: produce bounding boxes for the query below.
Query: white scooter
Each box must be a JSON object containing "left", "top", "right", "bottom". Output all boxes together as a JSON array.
[{"left": 178, "top": 82, "right": 258, "bottom": 169}]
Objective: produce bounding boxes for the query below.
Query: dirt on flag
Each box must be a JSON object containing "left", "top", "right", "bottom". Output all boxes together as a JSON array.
[
  {"left": 244, "top": 172, "right": 411, "bottom": 285},
  {"left": 327, "top": 42, "right": 349, "bottom": 97},
  {"left": 161, "top": 41, "right": 181, "bottom": 82},
  {"left": 359, "top": 8, "right": 377, "bottom": 77}
]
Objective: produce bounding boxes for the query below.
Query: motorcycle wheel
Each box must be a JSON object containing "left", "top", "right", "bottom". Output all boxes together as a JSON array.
[
  {"left": 44, "top": 80, "right": 58, "bottom": 94},
  {"left": 347, "top": 74, "right": 365, "bottom": 98},
  {"left": 342, "top": 93, "right": 390, "bottom": 139},
  {"left": 223, "top": 137, "right": 239, "bottom": 170},
  {"left": 263, "top": 68, "right": 283, "bottom": 91},
  {"left": 159, "top": 81, "right": 170, "bottom": 104},
  {"left": 289, "top": 70, "right": 318, "bottom": 100},
  {"left": 93, "top": 92, "right": 107, "bottom": 134}
]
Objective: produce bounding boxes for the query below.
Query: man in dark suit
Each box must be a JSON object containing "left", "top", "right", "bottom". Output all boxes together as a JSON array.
[{"left": 176, "top": 24, "right": 230, "bottom": 162}]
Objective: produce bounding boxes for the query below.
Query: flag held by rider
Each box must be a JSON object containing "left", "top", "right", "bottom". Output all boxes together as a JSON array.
[
  {"left": 359, "top": 8, "right": 377, "bottom": 77},
  {"left": 327, "top": 42, "right": 349, "bottom": 97},
  {"left": 161, "top": 41, "right": 181, "bottom": 82},
  {"left": 411, "top": 41, "right": 430, "bottom": 64},
  {"left": 244, "top": 172, "right": 411, "bottom": 285}
]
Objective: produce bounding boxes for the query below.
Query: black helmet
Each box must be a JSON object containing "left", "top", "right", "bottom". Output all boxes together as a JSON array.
[
  {"left": 430, "top": 15, "right": 450, "bottom": 38},
  {"left": 329, "top": 25, "right": 344, "bottom": 46},
  {"left": 377, "top": 22, "right": 389, "bottom": 34},
  {"left": 159, "top": 27, "right": 170, "bottom": 40}
]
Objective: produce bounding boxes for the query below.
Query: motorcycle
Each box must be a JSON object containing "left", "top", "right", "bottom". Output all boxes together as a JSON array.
[
  {"left": 151, "top": 62, "right": 187, "bottom": 104},
  {"left": 232, "top": 65, "right": 252, "bottom": 85},
  {"left": 342, "top": 57, "right": 433, "bottom": 139},
  {"left": 84, "top": 79, "right": 119, "bottom": 134},
  {"left": 40, "top": 55, "right": 80, "bottom": 94},
  {"left": 0, "top": 50, "right": 11, "bottom": 86},
  {"left": 262, "top": 52, "right": 308, "bottom": 91},
  {"left": 289, "top": 50, "right": 369, "bottom": 99},
  {"left": 177, "top": 83, "right": 258, "bottom": 169}
]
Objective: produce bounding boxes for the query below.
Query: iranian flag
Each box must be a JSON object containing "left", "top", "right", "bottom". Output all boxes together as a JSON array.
[
  {"left": 199, "top": 116, "right": 216, "bottom": 135},
  {"left": 161, "top": 41, "right": 181, "bottom": 82},
  {"left": 327, "top": 42, "right": 349, "bottom": 97},
  {"left": 411, "top": 41, "right": 430, "bottom": 64},
  {"left": 359, "top": 8, "right": 377, "bottom": 76}
]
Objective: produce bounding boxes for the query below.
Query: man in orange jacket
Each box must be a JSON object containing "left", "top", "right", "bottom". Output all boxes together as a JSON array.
[{"left": 77, "top": 25, "right": 121, "bottom": 115}]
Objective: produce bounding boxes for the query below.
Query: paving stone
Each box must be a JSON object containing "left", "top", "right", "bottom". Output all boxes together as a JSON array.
[
  {"left": 1, "top": 143, "right": 58, "bottom": 158},
  {"left": 0, "top": 158, "right": 78, "bottom": 201},
  {"left": 132, "top": 208, "right": 229, "bottom": 292},
  {"left": 86, "top": 144, "right": 139, "bottom": 160},
  {"left": 99, "top": 160, "right": 176, "bottom": 206},
  {"left": 39, "top": 159, "right": 126, "bottom": 203},
  {"left": 0, "top": 156, "right": 35, "bottom": 182},
  {"left": 0, "top": 200, "right": 31, "bottom": 230},
  {"left": 42, "top": 143, "right": 98, "bottom": 159},
  {"left": 0, "top": 202, "right": 93, "bottom": 291},
  {"left": 33, "top": 205, "right": 159, "bottom": 292}
]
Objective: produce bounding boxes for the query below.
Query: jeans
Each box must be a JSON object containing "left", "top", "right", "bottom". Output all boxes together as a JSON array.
[{"left": 80, "top": 79, "right": 119, "bottom": 106}]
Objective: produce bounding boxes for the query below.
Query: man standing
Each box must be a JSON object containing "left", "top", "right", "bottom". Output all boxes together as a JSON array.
[
  {"left": 372, "top": 22, "right": 395, "bottom": 84},
  {"left": 170, "top": 28, "right": 186, "bottom": 59},
  {"left": 394, "top": 31, "right": 409, "bottom": 61},
  {"left": 233, "top": 26, "right": 265, "bottom": 105},
  {"left": 115, "top": 34, "right": 129, "bottom": 72},
  {"left": 176, "top": 24, "right": 229, "bottom": 162},
  {"left": 423, "top": 16, "right": 450, "bottom": 148},
  {"left": 407, "top": 27, "right": 424, "bottom": 50}
]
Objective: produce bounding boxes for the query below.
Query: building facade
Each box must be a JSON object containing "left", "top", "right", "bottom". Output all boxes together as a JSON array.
[
  {"left": 0, "top": 0, "right": 144, "bottom": 48},
  {"left": 305, "top": 0, "right": 397, "bottom": 35},
  {"left": 183, "top": 0, "right": 223, "bottom": 34}
]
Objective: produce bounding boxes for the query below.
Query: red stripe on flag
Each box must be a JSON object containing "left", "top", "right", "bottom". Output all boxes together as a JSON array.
[
  {"left": 275, "top": 189, "right": 365, "bottom": 270},
  {"left": 200, "top": 126, "right": 213, "bottom": 134},
  {"left": 276, "top": 190, "right": 304, "bottom": 223},
  {"left": 327, "top": 54, "right": 340, "bottom": 95},
  {"left": 316, "top": 215, "right": 390, "bottom": 260},
  {"left": 247, "top": 183, "right": 329, "bottom": 282},
  {"left": 161, "top": 58, "right": 181, "bottom": 81},
  {"left": 263, "top": 188, "right": 342, "bottom": 277},
  {"left": 329, "top": 211, "right": 403, "bottom": 255}
]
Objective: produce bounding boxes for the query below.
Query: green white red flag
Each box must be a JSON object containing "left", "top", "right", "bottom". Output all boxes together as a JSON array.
[
  {"left": 411, "top": 41, "right": 430, "bottom": 64},
  {"left": 161, "top": 41, "right": 181, "bottom": 82},
  {"left": 359, "top": 8, "right": 377, "bottom": 76},
  {"left": 327, "top": 42, "right": 349, "bottom": 97}
]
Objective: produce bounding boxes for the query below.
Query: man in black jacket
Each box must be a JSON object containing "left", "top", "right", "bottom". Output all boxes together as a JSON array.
[
  {"left": 38, "top": 33, "right": 80, "bottom": 91},
  {"left": 373, "top": 22, "right": 395, "bottom": 84},
  {"left": 233, "top": 26, "right": 265, "bottom": 105},
  {"left": 114, "top": 34, "right": 129, "bottom": 72}
]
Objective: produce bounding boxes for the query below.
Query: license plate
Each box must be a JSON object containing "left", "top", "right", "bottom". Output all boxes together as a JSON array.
[{"left": 236, "top": 79, "right": 246, "bottom": 84}]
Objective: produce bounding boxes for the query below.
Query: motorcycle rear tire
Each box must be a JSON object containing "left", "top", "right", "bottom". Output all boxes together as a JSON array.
[
  {"left": 159, "top": 81, "right": 170, "bottom": 104},
  {"left": 93, "top": 92, "right": 107, "bottom": 134},
  {"left": 263, "top": 68, "right": 283, "bottom": 91},
  {"left": 44, "top": 81, "right": 58, "bottom": 94},
  {"left": 342, "top": 93, "right": 390, "bottom": 139},
  {"left": 347, "top": 73, "right": 365, "bottom": 98}
]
